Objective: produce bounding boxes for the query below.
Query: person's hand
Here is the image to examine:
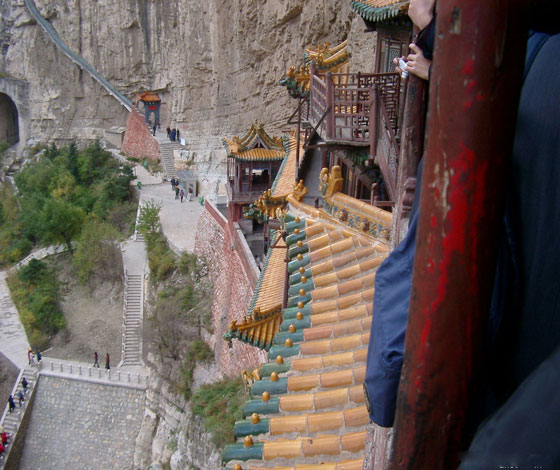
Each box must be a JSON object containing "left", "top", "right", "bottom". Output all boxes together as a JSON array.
[{"left": 405, "top": 43, "right": 431, "bottom": 80}]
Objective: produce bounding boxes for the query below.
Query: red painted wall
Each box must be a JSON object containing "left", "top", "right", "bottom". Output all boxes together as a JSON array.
[
  {"left": 195, "top": 202, "right": 266, "bottom": 376},
  {"left": 122, "top": 107, "right": 160, "bottom": 161}
]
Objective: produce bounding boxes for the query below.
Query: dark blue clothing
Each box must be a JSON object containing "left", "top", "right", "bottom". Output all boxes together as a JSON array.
[
  {"left": 364, "top": 161, "right": 422, "bottom": 427},
  {"left": 364, "top": 31, "right": 560, "bottom": 433}
]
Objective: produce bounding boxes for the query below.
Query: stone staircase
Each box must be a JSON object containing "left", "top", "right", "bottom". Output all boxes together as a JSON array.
[
  {"left": 120, "top": 273, "right": 144, "bottom": 366},
  {"left": 0, "top": 368, "right": 38, "bottom": 469},
  {"left": 159, "top": 141, "right": 180, "bottom": 179}
]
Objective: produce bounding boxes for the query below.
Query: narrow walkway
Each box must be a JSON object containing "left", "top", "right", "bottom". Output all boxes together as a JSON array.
[
  {"left": 0, "top": 272, "right": 31, "bottom": 370},
  {"left": 24, "top": 0, "right": 132, "bottom": 111},
  {"left": 155, "top": 130, "right": 181, "bottom": 179}
]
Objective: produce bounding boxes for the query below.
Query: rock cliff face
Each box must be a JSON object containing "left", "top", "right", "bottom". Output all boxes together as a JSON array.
[{"left": 0, "top": 0, "right": 361, "bottom": 175}]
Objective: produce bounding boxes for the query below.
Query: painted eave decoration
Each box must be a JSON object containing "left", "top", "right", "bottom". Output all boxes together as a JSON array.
[
  {"left": 351, "top": 0, "right": 410, "bottom": 23},
  {"left": 224, "top": 121, "right": 286, "bottom": 162}
]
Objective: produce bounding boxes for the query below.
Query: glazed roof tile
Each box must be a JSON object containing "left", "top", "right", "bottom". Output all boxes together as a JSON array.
[
  {"left": 224, "top": 181, "right": 392, "bottom": 468},
  {"left": 224, "top": 121, "right": 285, "bottom": 162},
  {"left": 351, "top": 0, "right": 409, "bottom": 23}
]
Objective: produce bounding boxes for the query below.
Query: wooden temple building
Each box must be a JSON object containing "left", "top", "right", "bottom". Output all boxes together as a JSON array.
[{"left": 220, "top": 2, "right": 416, "bottom": 468}]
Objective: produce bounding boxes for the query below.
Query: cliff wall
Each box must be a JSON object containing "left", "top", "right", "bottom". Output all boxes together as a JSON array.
[{"left": 0, "top": 0, "right": 359, "bottom": 175}]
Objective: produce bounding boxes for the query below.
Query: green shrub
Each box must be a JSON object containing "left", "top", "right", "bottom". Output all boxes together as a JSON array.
[
  {"left": 179, "top": 340, "right": 214, "bottom": 400},
  {"left": 191, "top": 377, "right": 248, "bottom": 448},
  {"left": 72, "top": 218, "right": 122, "bottom": 284},
  {"left": 8, "top": 259, "right": 65, "bottom": 349}
]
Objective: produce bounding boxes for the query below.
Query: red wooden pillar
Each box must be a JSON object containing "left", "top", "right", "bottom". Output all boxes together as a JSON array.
[{"left": 390, "top": 1, "right": 529, "bottom": 468}]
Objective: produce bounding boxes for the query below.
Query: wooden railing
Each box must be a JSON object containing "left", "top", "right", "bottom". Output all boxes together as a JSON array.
[{"left": 307, "top": 67, "right": 402, "bottom": 201}]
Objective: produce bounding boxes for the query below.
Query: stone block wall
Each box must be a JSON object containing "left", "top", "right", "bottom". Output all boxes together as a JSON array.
[
  {"left": 19, "top": 376, "right": 145, "bottom": 470},
  {"left": 122, "top": 107, "right": 160, "bottom": 161},
  {"left": 195, "top": 202, "right": 266, "bottom": 376}
]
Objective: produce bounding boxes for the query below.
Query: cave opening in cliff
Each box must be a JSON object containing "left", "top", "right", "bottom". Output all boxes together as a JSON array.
[{"left": 0, "top": 93, "right": 19, "bottom": 146}]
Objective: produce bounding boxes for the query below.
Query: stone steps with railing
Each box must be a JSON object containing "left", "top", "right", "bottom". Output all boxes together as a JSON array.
[
  {"left": 120, "top": 272, "right": 144, "bottom": 366},
  {"left": 0, "top": 368, "right": 38, "bottom": 469}
]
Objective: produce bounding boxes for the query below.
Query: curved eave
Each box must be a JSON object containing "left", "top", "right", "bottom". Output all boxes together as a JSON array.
[{"left": 351, "top": 1, "right": 409, "bottom": 23}]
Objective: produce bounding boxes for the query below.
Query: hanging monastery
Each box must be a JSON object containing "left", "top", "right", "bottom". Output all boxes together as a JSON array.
[{"left": 193, "top": 1, "right": 415, "bottom": 468}]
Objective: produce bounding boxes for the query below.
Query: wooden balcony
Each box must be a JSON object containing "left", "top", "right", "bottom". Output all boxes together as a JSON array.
[{"left": 307, "top": 67, "right": 402, "bottom": 200}]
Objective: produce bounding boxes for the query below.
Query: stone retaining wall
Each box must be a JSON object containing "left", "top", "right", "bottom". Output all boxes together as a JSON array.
[{"left": 19, "top": 376, "right": 145, "bottom": 470}]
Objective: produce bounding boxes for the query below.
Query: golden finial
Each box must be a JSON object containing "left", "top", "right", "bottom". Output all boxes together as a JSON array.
[
  {"left": 297, "top": 301, "right": 304, "bottom": 309},
  {"left": 295, "top": 217, "right": 301, "bottom": 223},
  {"left": 299, "top": 267, "right": 305, "bottom": 274},
  {"left": 296, "top": 311, "right": 303, "bottom": 320},
  {"left": 288, "top": 324, "right": 296, "bottom": 333},
  {"left": 270, "top": 372, "right": 279, "bottom": 382},
  {"left": 294, "top": 228, "right": 300, "bottom": 235},
  {"left": 251, "top": 413, "right": 260, "bottom": 424},
  {"left": 299, "top": 288, "right": 306, "bottom": 296},
  {"left": 297, "top": 240, "right": 303, "bottom": 247},
  {"left": 297, "top": 254, "right": 303, "bottom": 261},
  {"left": 276, "top": 355, "right": 284, "bottom": 364},
  {"left": 301, "top": 276, "right": 307, "bottom": 283},
  {"left": 244, "top": 436, "right": 254, "bottom": 447},
  {"left": 233, "top": 465, "right": 242, "bottom": 470},
  {"left": 262, "top": 391, "right": 270, "bottom": 402},
  {"left": 285, "top": 338, "right": 293, "bottom": 347}
]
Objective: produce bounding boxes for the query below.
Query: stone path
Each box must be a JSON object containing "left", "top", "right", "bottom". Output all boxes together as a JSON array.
[
  {"left": 139, "top": 183, "right": 204, "bottom": 254},
  {"left": 0, "top": 271, "right": 31, "bottom": 370},
  {"left": 120, "top": 273, "right": 144, "bottom": 366}
]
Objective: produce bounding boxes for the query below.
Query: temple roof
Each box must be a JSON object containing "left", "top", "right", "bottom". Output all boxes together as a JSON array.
[
  {"left": 135, "top": 91, "right": 161, "bottom": 102},
  {"left": 351, "top": 0, "right": 410, "bottom": 23},
  {"left": 223, "top": 167, "right": 392, "bottom": 468},
  {"left": 279, "top": 40, "right": 350, "bottom": 99},
  {"left": 224, "top": 121, "right": 286, "bottom": 162}
]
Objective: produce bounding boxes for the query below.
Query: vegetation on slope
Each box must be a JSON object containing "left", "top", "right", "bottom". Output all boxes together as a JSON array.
[{"left": 7, "top": 259, "right": 65, "bottom": 350}]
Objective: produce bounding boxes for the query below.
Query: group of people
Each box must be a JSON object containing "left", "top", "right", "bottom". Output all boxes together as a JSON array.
[
  {"left": 166, "top": 127, "right": 181, "bottom": 142},
  {"left": 27, "top": 348, "right": 41, "bottom": 366},
  {"left": 170, "top": 177, "right": 186, "bottom": 203},
  {"left": 6, "top": 376, "right": 29, "bottom": 416},
  {"left": 93, "top": 351, "right": 110, "bottom": 370}
]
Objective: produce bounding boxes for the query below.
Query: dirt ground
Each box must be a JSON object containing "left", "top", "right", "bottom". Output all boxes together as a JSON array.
[
  {"left": 44, "top": 253, "right": 123, "bottom": 366},
  {"left": 0, "top": 352, "right": 18, "bottom": 408}
]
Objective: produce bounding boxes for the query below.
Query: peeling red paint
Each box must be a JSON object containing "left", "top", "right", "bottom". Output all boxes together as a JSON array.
[
  {"left": 462, "top": 58, "right": 475, "bottom": 76},
  {"left": 463, "top": 99, "right": 473, "bottom": 110},
  {"left": 466, "top": 79, "right": 478, "bottom": 92}
]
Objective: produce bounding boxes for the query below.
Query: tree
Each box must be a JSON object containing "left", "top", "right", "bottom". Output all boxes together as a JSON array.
[
  {"left": 137, "top": 200, "right": 162, "bottom": 239},
  {"left": 72, "top": 217, "right": 122, "bottom": 283},
  {"left": 39, "top": 198, "right": 85, "bottom": 254}
]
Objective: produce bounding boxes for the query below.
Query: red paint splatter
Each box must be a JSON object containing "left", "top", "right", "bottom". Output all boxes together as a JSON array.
[
  {"left": 476, "top": 93, "right": 484, "bottom": 102},
  {"left": 466, "top": 79, "right": 478, "bottom": 92},
  {"left": 463, "top": 99, "right": 473, "bottom": 110},
  {"left": 462, "top": 59, "right": 475, "bottom": 76}
]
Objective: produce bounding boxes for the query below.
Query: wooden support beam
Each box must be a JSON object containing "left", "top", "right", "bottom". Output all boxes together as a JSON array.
[{"left": 390, "top": 1, "right": 530, "bottom": 468}]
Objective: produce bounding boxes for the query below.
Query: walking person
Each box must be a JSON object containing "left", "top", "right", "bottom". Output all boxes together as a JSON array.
[
  {"left": 171, "top": 177, "right": 176, "bottom": 192},
  {"left": 0, "top": 426, "right": 9, "bottom": 446},
  {"left": 105, "top": 353, "right": 110, "bottom": 370},
  {"left": 93, "top": 351, "right": 99, "bottom": 368},
  {"left": 152, "top": 124, "right": 157, "bottom": 136},
  {"left": 175, "top": 185, "right": 180, "bottom": 200},
  {"left": 176, "top": 128, "right": 180, "bottom": 143},
  {"left": 8, "top": 395, "right": 15, "bottom": 413},
  {"left": 21, "top": 377, "right": 28, "bottom": 393},
  {"left": 36, "top": 350, "right": 41, "bottom": 364},
  {"left": 27, "top": 348, "right": 33, "bottom": 366},
  {"left": 17, "top": 391, "right": 24, "bottom": 407},
  {"left": 180, "top": 189, "right": 185, "bottom": 203},
  {"left": 166, "top": 127, "right": 171, "bottom": 139}
]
